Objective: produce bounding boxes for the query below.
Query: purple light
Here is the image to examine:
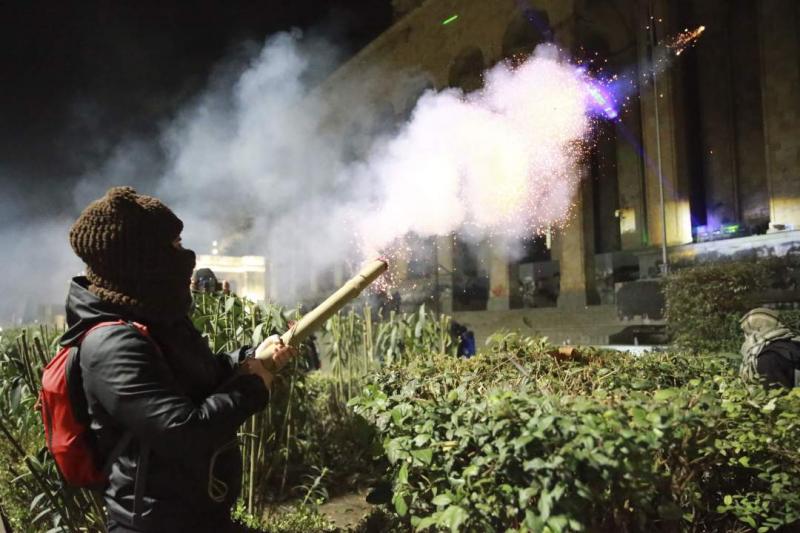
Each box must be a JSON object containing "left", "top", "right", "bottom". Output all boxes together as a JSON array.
[
  {"left": 577, "top": 68, "right": 620, "bottom": 120},
  {"left": 586, "top": 83, "right": 618, "bottom": 119}
]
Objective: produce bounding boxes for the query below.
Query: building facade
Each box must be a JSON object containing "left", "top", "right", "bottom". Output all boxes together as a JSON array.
[{"left": 318, "top": 0, "right": 800, "bottom": 318}]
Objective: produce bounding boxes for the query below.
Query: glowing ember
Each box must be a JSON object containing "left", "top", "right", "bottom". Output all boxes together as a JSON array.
[{"left": 667, "top": 25, "right": 706, "bottom": 56}]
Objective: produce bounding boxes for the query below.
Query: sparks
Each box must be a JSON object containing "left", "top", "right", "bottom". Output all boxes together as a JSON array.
[
  {"left": 667, "top": 25, "right": 706, "bottom": 56},
  {"left": 575, "top": 66, "right": 619, "bottom": 120}
]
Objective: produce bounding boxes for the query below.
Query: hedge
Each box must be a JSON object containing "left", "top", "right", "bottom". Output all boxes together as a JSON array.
[
  {"left": 352, "top": 333, "right": 800, "bottom": 532},
  {"left": 664, "top": 260, "right": 800, "bottom": 352}
]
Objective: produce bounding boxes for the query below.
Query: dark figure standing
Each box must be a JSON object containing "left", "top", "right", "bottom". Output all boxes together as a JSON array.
[{"left": 64, "top": 187, "right": 294, "bottom": 532}]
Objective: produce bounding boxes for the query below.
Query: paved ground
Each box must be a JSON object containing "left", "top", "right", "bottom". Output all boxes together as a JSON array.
[
  {"left": 595, "top": 344, "right": 658, "bottom": 355},
  {"left": 452, "top": 305, "right": 654, "bottom": 346},
  {"left": 318, "top": 490, "right": 375, "bottom": 529}
]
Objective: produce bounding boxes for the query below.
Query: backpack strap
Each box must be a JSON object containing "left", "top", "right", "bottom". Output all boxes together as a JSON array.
[
  {"left": 79, "top": 320, "right": 161, "bottom": 354},
  {"left": 132, "top": 442, "right": 151, "bottom": 526},
  {"left": 101, "top": 431, "right": 133, "bottom": 477}
]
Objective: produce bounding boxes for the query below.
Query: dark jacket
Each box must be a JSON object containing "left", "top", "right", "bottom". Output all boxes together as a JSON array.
[
  {"left": 62, "top": 277, "right": 268, "bottom": 532},
  {"left": 757, "top": 339, "right": 800, "bottom": 388}
]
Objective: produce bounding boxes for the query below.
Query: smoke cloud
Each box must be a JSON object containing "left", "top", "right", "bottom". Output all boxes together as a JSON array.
[
  {"left": 354, "top": 47, "right": 591, "bottom": 253},
  {"left": 1, "top": 31, "right": 599, "bottom": 323}
]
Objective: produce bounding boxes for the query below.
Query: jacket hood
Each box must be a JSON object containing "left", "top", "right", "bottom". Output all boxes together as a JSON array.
[{"left": 61, "top": 276, "right": 133, "bottom": 346}]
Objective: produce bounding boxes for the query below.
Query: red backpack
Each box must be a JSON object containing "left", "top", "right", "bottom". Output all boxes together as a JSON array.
[{"left": 39, "top": 320, "right": 151, "bottom": 488}]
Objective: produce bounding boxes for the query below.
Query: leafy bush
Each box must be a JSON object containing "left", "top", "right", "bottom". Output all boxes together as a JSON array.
[
  {"left": 664, "top": 260, "right": 800, "bottom": 352},
  {"left": 233, "top": 502, "right": 335, "bottom": 532},
  {"left": 352, "top": 334, "right": 800, "bottom": 532}
]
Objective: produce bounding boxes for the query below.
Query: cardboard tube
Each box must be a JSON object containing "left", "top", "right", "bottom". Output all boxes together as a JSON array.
[{"left": 256, "top": 259, "right": 388, "bottom": 362}]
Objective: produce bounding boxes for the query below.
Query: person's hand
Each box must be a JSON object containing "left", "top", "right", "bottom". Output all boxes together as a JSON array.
[
  {"left": 239, "top": 358, "right": 274, "bottom": 392},
  {"left": 254, "top": 334, "right": 279, "bottom": 359},
  {"left": 271, "top": 341, "right": 296, "bottom": 372},
  {"left": 255, "top": 334, "right": 297, "bottom": 372}
]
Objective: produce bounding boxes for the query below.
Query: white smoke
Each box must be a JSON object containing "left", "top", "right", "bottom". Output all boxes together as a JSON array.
[
  {"left": 1, "top": 31, "right": 597, "bottom": 321},
  {"left": 353, "top": 46, "right": 590, "bottom": 253},
  {"left": 0, "top": 178, "right": 82, "bottom": 325},
  {"left": 157, "top": 34, "right": 593, "bottom": 302}
]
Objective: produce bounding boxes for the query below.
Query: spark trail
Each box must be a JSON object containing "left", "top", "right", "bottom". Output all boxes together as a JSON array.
[{"left": 668, "top": 25, "right": 706, "bottom": 56}]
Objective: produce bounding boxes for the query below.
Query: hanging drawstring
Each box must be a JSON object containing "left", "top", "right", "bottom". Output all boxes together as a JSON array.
[{"left": 207, "top": 438, "right": 240, "bottom": 502}]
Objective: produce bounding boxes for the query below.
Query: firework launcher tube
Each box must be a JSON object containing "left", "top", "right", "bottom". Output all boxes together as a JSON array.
[{"left": 255, "top": 259, "right": 389, "bottom": 365}]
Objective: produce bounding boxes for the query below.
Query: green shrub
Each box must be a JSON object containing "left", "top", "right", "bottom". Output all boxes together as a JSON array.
[
  {"left": 352, "top": 335, "right": 800, "bottom": 532},
  {"left": 665, "top": 261, "right": 766, "bottom": 352},
  {"left": 232, "top": 502, "right": 334, "bottom": 532},
  {"left": 664, "top": 259, "right": 800, "bottom": 352}
]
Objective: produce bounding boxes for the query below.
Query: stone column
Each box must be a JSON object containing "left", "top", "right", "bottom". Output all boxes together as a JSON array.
[
  {"left": 636, "top": 0, "right": 693, "bottom": 246},
  {"left": 557, "top": 163, "right": 599, "bottom": 309},
  {"left": 593, "top": 121, "right": 621, "bottom": 253},
  {"left": 615, "top": 90, "right": 647, "bottom": 250},
  {"left": 730, "top": 0, "right": 769, "bottom": 228},
  {"left": 486, "top": 238, "right": 510, "bottom": 311},
  {"left": 694, "top": 0, "right": 739, "bottom": 227},
  {"left": 392, "top": 239, "right": 410, "bottom": 283},
  {"left": 550, "top": 0, "right": 598, "bottom": 307},
  {"left": 435, "top": 235, "right": 454, "bottom": 314},
  {"left": 758, "top": 0, "right": 800, "bottom": 229}
]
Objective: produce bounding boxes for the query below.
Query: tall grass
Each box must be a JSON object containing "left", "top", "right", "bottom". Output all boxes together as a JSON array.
[
  {"left": 324, "top": 304, "right": 455, "bottom": 403},
  {"left": 0, "top": 327, "right": 107, "bottom": 532},
  {"left": 0, "top": 294, "right": 458, "bottom": 530}
]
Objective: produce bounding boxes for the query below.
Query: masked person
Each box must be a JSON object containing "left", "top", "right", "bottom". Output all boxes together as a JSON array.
[
  {"left": 739, "top": 307, "right": 800, "bottom": 388},
  {"left": 64, "top": 186, "right": 294, "bottom": 532},
  {"left": 191, "top": 268, "right": 221, "bottom": 294}
]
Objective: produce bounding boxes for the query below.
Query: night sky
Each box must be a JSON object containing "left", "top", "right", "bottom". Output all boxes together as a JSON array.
[{"left": 0, "top": 0, "right": 393, "bottom": 217}]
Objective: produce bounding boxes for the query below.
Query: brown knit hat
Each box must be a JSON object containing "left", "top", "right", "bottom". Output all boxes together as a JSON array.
[{"left": 70, "top": 186, "right": 196, "bottom": 321}]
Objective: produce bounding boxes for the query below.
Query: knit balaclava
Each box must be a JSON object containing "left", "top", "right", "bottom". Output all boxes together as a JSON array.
[{"left": 69, "top": 186, "right": 196, "bottom": 322}]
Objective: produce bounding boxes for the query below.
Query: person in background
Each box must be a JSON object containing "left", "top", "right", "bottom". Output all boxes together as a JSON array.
[
  {"left": 739, "top": 307, "right": 800, "bottom": 388},
  {"left": 65, "top": 186, "right": 295, "bottom": 532},
  {"left": 390, "top": 291, "right": 402, "bottom": 313},
  {"left": 304, "top": 333, "right": 322, "bottom": 371},
  {"left": 191, "top": 268, "right": 220, "bottom": 294},
  {"left": 286, "top": 319, "right": 321, "bottom": 371},
  {"left": 450, "top": 321, "right": 476, "bottom": 358}
]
